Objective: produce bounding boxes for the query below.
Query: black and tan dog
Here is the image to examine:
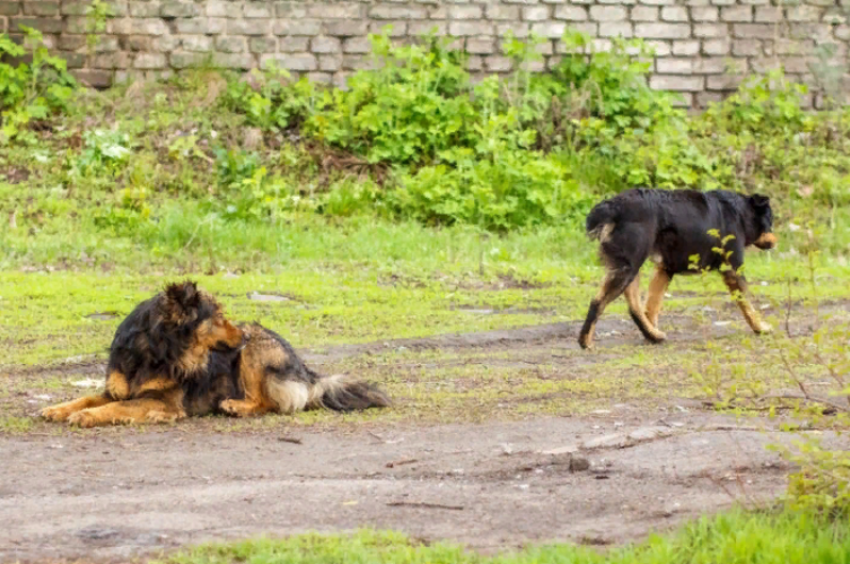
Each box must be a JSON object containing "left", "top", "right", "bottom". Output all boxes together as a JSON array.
[
  {"left": 42, "top": 281, "right": 389, "bottom": 427},
  {"left": 578, "top": 188, "right": 778, "bottom": 349}
]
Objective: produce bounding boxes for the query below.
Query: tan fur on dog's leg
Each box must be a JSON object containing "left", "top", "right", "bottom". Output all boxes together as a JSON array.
[
  {"left": 644, "top": 266, "right": 671, "bottom": 328},
  {"left": 42, "top": 395, "right": 113, "bottom": 422},
  {"left": 624, "top": 275, "right": 666, "bottom": 343},
  {"left": 722, "top": 271, "right": 772, "bottom": 334},
  {"left": 68, "top": 394, "right": 185, "bottom": 428}
]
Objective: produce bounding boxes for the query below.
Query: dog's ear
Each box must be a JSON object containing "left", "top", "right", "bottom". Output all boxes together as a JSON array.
[
  {"left": 165, "top": 280, "right": 200, "bottom": 316},
  {"left": 749, "top": 194, "right": 771, "bottom": 211}
]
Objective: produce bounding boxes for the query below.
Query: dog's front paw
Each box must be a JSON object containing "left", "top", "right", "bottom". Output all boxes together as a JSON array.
[
  {"left": 42, "top": 404, "right": 75, "bottom": 422},
  {"left": 578, "top": 335, "right": 593, "bottom": 350},
  {"left": 648, "top": 329, "right": 667, "bottom": 343},
  {"left": 68, "top": 410, "right": 100, "bottom": 428}
]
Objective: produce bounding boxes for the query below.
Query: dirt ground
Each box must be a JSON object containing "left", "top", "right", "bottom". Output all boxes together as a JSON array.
[{"left": 1, "top": 311, "right": 847, "bottom": 563}]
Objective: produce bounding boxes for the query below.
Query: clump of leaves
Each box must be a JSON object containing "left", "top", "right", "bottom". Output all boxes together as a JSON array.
[
  {"left": 306, "top": 30, "right": 477, "bottom": 166},
  {"left": 222, "top": 66, "right": 317, "bottom": 132},
  {"left": 0, "top": 27, "right": 77, "bottom": 144}
]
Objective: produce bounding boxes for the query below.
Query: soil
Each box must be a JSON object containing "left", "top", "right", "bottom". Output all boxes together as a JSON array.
[{"left": 1, "top": 309, "right": 847, "bottom": 563}]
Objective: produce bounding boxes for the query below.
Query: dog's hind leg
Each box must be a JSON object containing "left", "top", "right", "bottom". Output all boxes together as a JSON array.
[
  {"left": 644, "top": 266, "right": 672, "bottom": 329},
  {"left": 220, "top": 361, "right": 277, "bottom": 417},
  {"left": 41, "top": 395, "right": 113, "bottom": 422},
  {"left": 722, "top": 271, "right": 772, "bottom": 334},
  {"left": 578, "top": 267, "right": 634, "bottom": 350},
  {"left": 624, "top": 275, "right": 667, "bottom": 343}
]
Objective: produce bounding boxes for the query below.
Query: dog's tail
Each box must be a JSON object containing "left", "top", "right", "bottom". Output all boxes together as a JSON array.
[
  {"left": 585, "top": 199, "right": 617, "bottom": 241},
  {"left": 266, "top": 372, "right": 390, "bottom": 414},
  {"left": 315, "top": 374, "right": 391, "bottom": 412}
]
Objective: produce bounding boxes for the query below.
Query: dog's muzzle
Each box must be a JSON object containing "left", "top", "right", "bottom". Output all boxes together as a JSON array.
[
  {"left": 754, "top": 232, "right": 778, "bottom": 250},
  {"left": 212, "top": 333, "right": 249, "bottom": 353}
]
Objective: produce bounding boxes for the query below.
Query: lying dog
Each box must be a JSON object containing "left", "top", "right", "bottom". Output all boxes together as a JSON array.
[
  {"left": 578, "top": 188, "right": 778, "bottom": 349},
  {"left": 42, "top": 281, "right": 389, "bottom": 427}
]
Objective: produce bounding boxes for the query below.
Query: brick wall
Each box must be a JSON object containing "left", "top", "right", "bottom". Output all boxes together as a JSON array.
[{"left": 1, "top": 0, "right": 848, "bottom": 108}]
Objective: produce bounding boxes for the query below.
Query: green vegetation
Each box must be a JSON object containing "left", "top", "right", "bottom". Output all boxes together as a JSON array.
[
  {"left": 1, "top": 28, "right": 849, "bottom": 266},
  {"left": 0, "top": 27, "right": 76, "bottom": 144},
  {"left": 166, "top": 510, "right": 850, "bottom": 564}
]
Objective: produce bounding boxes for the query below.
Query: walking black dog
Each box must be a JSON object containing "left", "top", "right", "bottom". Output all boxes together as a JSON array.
[{"left": 578, "top": 188, "right": 778, "bottom": 349}]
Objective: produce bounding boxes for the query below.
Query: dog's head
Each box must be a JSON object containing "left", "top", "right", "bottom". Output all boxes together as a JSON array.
[
  {"left": 748, "top": 194, "right": 777, "bottom": 250},
  {"left": 163, "top": 281, "right": 244, "bottom": 353}
]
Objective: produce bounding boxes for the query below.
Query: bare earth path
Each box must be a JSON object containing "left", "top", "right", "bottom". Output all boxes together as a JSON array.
[{"left": 1, "top": 310, "right": 846, "bottom": 563}]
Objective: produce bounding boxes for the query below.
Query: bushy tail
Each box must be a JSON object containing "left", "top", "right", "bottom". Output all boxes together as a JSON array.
[
  {"left": 316, "top": 374, "right": 391, "bottom": 412},
  {"left": 585, "top": 199, "right": 617, "bottom": 241},
  {"left": 266, "top": 371, "right": 390, "bottom": 414}
]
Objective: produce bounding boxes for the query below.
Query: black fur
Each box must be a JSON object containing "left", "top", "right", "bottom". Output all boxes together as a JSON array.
[
  {"left": 586, "top": 188, "right": 775, "bottom": 273},
  {"left": 579, "top": 188, "right": 777, "bottom": 348}
]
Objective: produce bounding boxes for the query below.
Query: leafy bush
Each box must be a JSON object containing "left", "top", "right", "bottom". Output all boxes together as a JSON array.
[
  {"left": 76, "top": 129, "right": 134, "bottom": 175},
  {"left": 0, "top": 28, "right": 77, "bottom": 144},
  {"left": 222, "top": 67, "right": 317, "bottom": 132},
  {"left": 306, "top": 32, "right": 477, "bottom": 166},
  {"left": 392, "top": 150, "right": 591, "bottom": 231}
]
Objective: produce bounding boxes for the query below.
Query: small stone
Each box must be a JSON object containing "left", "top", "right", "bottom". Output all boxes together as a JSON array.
[
  {"left": 247, "top": 291, "right": 288, "bottom": 302},
  {"left": 569, "top": 456, "right": 591, "bottom": 473},
  {"left": 582, "top": 433, "right": 628, "bottom": 449}
]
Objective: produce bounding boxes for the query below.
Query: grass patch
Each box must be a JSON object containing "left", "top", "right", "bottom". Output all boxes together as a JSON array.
[
  {"left": 0, "top": 415, "right": 34, "bottom": 433},
  {"left": 1, "top": 246, "right": 847, "bottom": 369},
  {"left": 163, "top": 510, "right": 850, "bottom": 564}
]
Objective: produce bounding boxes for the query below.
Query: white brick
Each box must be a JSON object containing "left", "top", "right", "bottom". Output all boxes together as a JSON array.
[
  {"left": 261, "top": 53, "right": 317, "bottom": 71},
  {"left": 720, "top": 6, "right": 752, "bottom": 22},
  {"left": 496, "top": 22, "right": 530, "bottom": 37},
  {"left": 486, "top": 5, "right": 521, "bottom": 20},
  {"left": 646, "top": 39, "right": 672, "bottom": 55},
  {"left": 342, "top": 37, "right": 370, "bottom": 53},
  {"left": 449, "top": 21, "right": 494, "bottom": 35},
  {"left": 590, "top": 5, "right": 627, "bottom": 20},
  {"left": 635, "top": 23, "right": 691, "bottom": 38},
  {"left": 466, "top": 37, "right": 495, "bottom": 54},
  {"left": 693, "top": 56, "right": 728, "bottom": 73},
  {"left": 311, "top": 36, "right": 341, "bottom": 54},
  {"left": 732, "top": 38, "right": 761, "bottom": 56},
  {"left": 599, "top": 22, "right": 633, "bottom": 36},
  {"left": 694, "top": 23, "right": 726, "bottom": 38},
  {"left": 274, "top": 19, "right": 322, "bottom": 36},
  {"left": 134, "top": 52, "right": 167, "bottom": 69},
  {"left": 672, "top": 40, "right": 700, "bottom": 55},
  {"left": 522, "top": 6, "right": 550, "bottom": 21},
  {"left": 448, "top": 5, "right": 483, "bottom": 19},
  {"left": 707, "top": 74, "right": 746, "bottom": 90},
  {"left": 631, "top": 6, "right": 658, "bottom": 21},
  {"left": 661, "top": 6, "right": 688, "bottom": 21},
  {"left": 369, "top": 5, "right": 426, "bottom": 19},
  {"left": 702, "top": 38, "right": 730, "bottom": 54},
  {"left": 650, "top": 74, "right": 704, "bottom": 91},
  {"left": 691, "top": 7, "right": 718, "bottom": 21},
  {"left": 531, "top": 21, "right": 566, "bottom": 37},
  {"left": 657, "top": 57, "right": 693, "bottom": 73},
  {"left": 787, "top": 5, "right": 822, "bottom": 22},
  {"left": 554, "top": 5, "right": 588, "bottom": 20},
  {"left": 732, "top": 23, "right": 774, "bottom": 38},
  {"left": 308, "top": 3, "right": 361, "bottom": 19}
]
